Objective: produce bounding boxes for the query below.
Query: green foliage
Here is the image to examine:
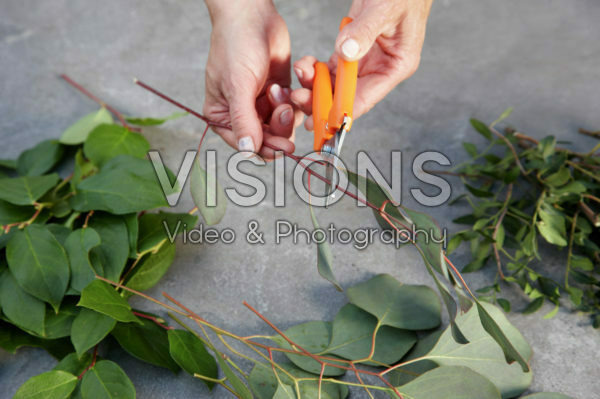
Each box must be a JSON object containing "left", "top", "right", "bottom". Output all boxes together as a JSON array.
[
  {"left": 309, "top": 205, "right": 341, "bottom": 291},
  {"left": 449, "top": 113, "right": 600, "bottom": 326},
  {"left": 168, "top": 329, "right": 218, "bottom": 389},
  {"left": 190, "top": 158, "right": 227, "bottom": 226},
  {"left": 2, "top": 107, "right": 218, "bottom": 398}
]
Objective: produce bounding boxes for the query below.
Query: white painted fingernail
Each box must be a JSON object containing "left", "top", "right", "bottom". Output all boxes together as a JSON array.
[
  {"left": 294, "top": 67, "right": 303, "bottom": 80},
  {"left": 238, "top": 136, "right": 255, "bottom": 154},
  {"left": 341, "top": 38, "right": 360, "bottom": 60},
  {"left": 270, "top": 83, "right": 284, "bottom": 103},
  {"left": 280, "top": 108, "right": 292, "bottom": 126}
]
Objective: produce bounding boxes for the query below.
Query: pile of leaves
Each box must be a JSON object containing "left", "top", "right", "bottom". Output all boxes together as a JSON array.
[
  {"left": 0, "top": 102, "right": 226, "bottom": 397},
  {"left": 0, "top": 79, "right": 574, "bottom": 399},
  {"left": 447, "top": 110, "right": 600, "bottom": 326}
]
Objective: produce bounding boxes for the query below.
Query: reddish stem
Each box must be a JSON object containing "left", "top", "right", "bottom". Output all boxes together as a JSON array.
[
  {"left": 132, "top": 311, "right": 173, "bottom": 330},
  {"left": 61, "top": 74, "right": 138, "bottom": 131},
  {"left": 78, "top": 345, "right": 98, "bottom": 379}
]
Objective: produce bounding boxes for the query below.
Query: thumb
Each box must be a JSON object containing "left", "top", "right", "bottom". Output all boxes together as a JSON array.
[
  {"left": 229, "top": 92, "right": 263, "bottom": 155},
  {"left": 335, "top": 12, "right": 385, "bottom": 62}
]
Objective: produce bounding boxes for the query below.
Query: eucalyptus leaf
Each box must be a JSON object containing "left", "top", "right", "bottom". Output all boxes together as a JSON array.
[
  {"left": 394, "top": 366, "right": 501, "bottom": 399},
  {"left": 190, "top": 158, "right": 227, "bottom": 226},
  {"left": 6, "top": 224, "right": 70, "bottom": 311},
  {"left": 167, "top": 329, "right": 218, "bottom": 389},
  {"left": 71, "top": 308, "right": 116, "bottom": 357},
  {"left": 53, "top": 352, "right": 93, "bottom": 376},
  {"left": 249, "top": 362, "right": 349, "bottom": 399},
  {"left": 346, "top": 274, "right": 441, "bottom": 330},
  {"left": 83, "top": 124, "right": 150, "bottom": 167},
  {"left": 274, "top": 321, "right": 347, "bottom": 376},
  {"left": 521, "top": 394, "right": 574, "bottom": 399},
  {"left": 80, "top": 360, "right": 136, "bottom": 399},
  {"left": 216, "top": 351, "right": 254, "bottom": 399},
  {"left": 426, "top": 302, "right": 532, "bottom": 398},
  {"left": 0, "top": 159, "right": 17, "bottom": 169},
  {"left": 13, "top": 370, "right": 78, "bottom": 399},
  {"left": 60, "top": 108, "right": 113, "bottom": 145},
  {"left": 77, "top": 280, "right": 140, "bottom": 324},
  {"left": 44, "top": 300, "right": 80, "bottom": 339},
  {"left": 137, "top": 211, "right": 198, "bottom": 253},
  {"left": 327, "top": 304, "right": 416, "bottom": 365},
  {"left": 309, "top": 205, "right": 341, "bottom": 291}
]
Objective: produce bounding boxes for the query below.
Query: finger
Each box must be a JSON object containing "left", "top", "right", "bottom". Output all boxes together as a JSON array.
[
  {"left": 293, "top": 56, "right": 318, "bottom": 88},
  {"left": 259, "top": 133, "right": 295, "bottom": 160},
  {"left": 229, "top": 90, "right": 264, "bottom": 155},
  {"left": 267, "top": 83, "right": 291, "bottom": 108},
  {"left": 269, "top": 104, "right": 295, "bottom": 139},
  {"left": 256, "top": 94, "right": 272, "bottom": 123},
  {"left": 304, "top": 115, "right": 314, "bottom": 131},
  {"left": 290, "top": 88, "right": 313, "bottom": 116},
  {"left": 335, "top": 10, "right": 388, "bottom": 62}
]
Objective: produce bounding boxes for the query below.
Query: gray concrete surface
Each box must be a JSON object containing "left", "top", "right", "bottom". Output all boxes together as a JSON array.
[{"left": 1, "top": 0, "right": 599, "bottom": 398}]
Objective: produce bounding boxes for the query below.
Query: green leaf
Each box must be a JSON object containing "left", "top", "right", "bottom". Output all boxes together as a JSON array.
[
  {"left": 190, "top": 159, "right": 227, "bottom": 226},
  {"left": 463, "top": 142, "right": 478, "bottom": 157},
  {"left": 0, "top": 159, "right": 17, "bottom": 169},
  {"left": 81, "top": 360, "right": 136, "bottom": 399},
  {"left": 125, "top": 111, "right": 187, "bottom": 126},
  {"left": 426, "top": 302, "right": 532, "bottom": 398},
  {"left": 71, "top": 308, "right": 116, "bottom": 357},
  {"left": 78, "top": 280, "right": 140, "bottom": 324},
  {"left": 125, "top": 242, "right": 175, "bottom": 291},
  {"left": 84, "top": 124, "right": 150, "bottom": 167},
  {"left": 123, "top": 213, "right": 139, "bottom": 258},
  {"left": 327, "top": 303, "right": 416, "bottom": 364},
  {"left": 44, "top": 301, "right": 80, "bottom": 339},
  {"left": 72, "top": 149, "right": 97, "bottom": 188},
  {"left": 0, "top": 173, "right": 60, "bottom": 205},
  {"left": 497, "top": 298, "right": 511, "bottom": 313},
  {"left": 88, "top": 213, "right": 129, "bottom": 282},
  {"left": 523, "top": 297, "right": 544, "bottom": 314},
  {"left": 0, "top": 270, "right": 45, "bottom": 336},
  {"left": 272, "top": 382, "right": 295, "bottom": 399},
  {"left": 475, "top": 301, "right": 530, "bottom": 372},
  {"left": 167, "top": 329, "right": 218, "bottom": 389},
  {"left": 309, "top": 205, "right": 341, "bottom": 291},
  {"left": 395, "top": 366, "right": 501, "bottom": 399},
  {"left": 465, "top": 183, "right": 493, "bottom": 198},
  {"left": 216, "top": 352, "right": 254, "bottom": 399},
  {"left": 54, "top": 352, "right": 93, "bottom": 376},
  {"left": 537, "top": 206, "right": 567, "bottom": 246},
  {"left": 71, "top": 155, "right": 168, "bottom": 214},
  {"left": 111, "top": 318, "right": 179, "bottom": 372},
  {"left": 249, "top": 362, "right": 348, "bottom": 399},
  {"left": 521, "top": 393, "right": 574, "bottom": 399},
  {"left": 387, "top": 331, "right": 441, "bottom": 386},
  {"left": 345, "top": 170, "right": 404, "bottom": 231},
  {"left": 17, "top": 140, "right": 65, "bottom": 176},
  {"left": 0, "top": 320, "right": 73, "bottom": 359},
  {"left": 544, "top": 168, "right": 571, "bottom": 187},
  {"left": 14, "top": 370, "right": 77, "bottom": 399},
  {"left": 6, "top": 224, "right": 70, "bottom": 311},
  {"left": 570, "top": 255, "right": 593, "bottom": 271},
  {"left": 470, "top": 118, "right": 493, "bottom": 140},
  {"left": 60, "top": 108, "right": 113, "bottom": 145},
  {"left": 274, "top": 321, "right": 347, "bottom": 376},
  {"left": 137, "top": 211, "right": 198, "bottom": 253},
  {"left": 65, "top": 228, "right": 102, "bottom": 293},
  {"left": 346, "top": 274, "right": 441, "bottom": 330},
  {"left": 538, "top": 136, "right": 556, "bottom": 161}
]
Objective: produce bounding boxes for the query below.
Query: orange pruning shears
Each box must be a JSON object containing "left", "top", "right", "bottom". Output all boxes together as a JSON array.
[{"left": 311, "top": 17, "right": 358, "bottom": 206}]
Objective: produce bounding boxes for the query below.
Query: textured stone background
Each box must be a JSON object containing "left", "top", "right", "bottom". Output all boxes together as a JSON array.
[{"left": 1, "top": 0, "right": 599, "bottom": 397}]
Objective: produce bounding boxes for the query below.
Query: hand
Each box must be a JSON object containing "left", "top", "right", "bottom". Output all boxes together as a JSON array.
[
  {"left": 291, "top": 0, "right": 433, "bottom": 130},
  {"left": 202, "top": 0, "right": 302, "bottom": 159}
]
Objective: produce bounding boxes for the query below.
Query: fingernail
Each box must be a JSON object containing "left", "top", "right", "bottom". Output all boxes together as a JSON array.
[
  {"left": 341, "top": 38, "right": 360, "bottom": 60},
  {"left": 269, "top": 83, "right": 284, "bottom": 103},
  {"left": 280, "top": 108, "right": 292, "bottom": 126},
  {"left": 283, "top": 87, "right": 292, "bottom": 97},
  {"left": 294, "top": 67, "right": 303, "bottom": 80},
  {"left": 238, "top": 136, "right": 255, "bottom": 154}
]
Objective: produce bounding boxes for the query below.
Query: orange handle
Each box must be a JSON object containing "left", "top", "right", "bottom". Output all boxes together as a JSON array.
[
  {"left": 328, "top": 17, "right": 358, "bottom": 131},
  {"left": 312, "top": 62, "right": 333, "bottom": 151}
]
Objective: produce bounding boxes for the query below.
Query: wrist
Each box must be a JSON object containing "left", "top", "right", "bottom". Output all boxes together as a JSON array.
[{"left": 205, "top": 0, "right": 275, "bottom": 23}]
